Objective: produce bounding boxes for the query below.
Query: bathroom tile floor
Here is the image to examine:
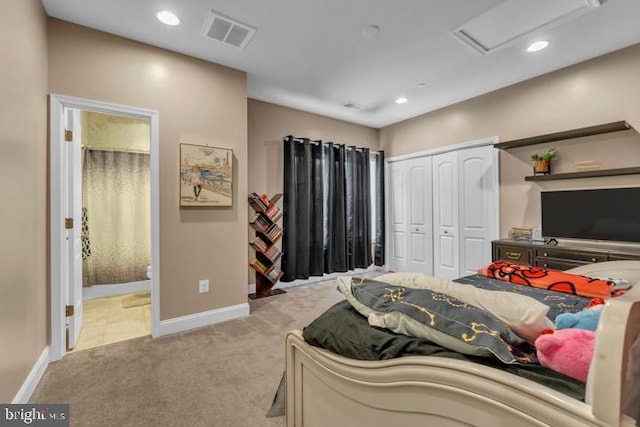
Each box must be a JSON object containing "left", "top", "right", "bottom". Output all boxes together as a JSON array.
[{"left": 69, "top": 293, "right": 151, "bottom": 353}]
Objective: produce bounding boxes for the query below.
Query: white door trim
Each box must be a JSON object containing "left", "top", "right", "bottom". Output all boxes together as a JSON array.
[
  {"left": 386, "top": 135, "right": 499, "bottom": 164},
  {"left": 49, "top": 94, "right": 161, "bottom": 362},
  {"left": 491, "top": 143, "right": 501, "bottom": 246}
]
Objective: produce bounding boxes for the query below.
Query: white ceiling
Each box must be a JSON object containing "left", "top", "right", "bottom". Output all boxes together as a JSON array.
[{"left": 41, "top": 0, "right": 640, "bottom": 128}]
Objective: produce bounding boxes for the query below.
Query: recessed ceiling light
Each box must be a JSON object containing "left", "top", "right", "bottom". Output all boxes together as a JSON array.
[
  {"left": 157, "top": 11, "right": 180, "bottom": 26},
  {"left": 395, "top": 97, "right": 408, "bottom": 104},
  {"left": 362, "top": 24, "right": 380, "bottom": 37},
  {"left": 527, "top": 40, "right": 549, "bottom": 52}
]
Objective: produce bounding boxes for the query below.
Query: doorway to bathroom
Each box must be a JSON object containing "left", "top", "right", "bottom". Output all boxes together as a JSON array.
[
  {"left": 72, "top": 110, "right": 151, "bottom": 352},
  {"left": 50, "top": 95, "right": 160, "bottom": 361}
]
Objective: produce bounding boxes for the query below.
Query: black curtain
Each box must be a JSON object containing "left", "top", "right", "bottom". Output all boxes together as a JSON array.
[
  {"left": 323, "top": 143, "right": 347, "bottom": 273},
  {"left": 281, "top": 136, "right": 379, "bottom": 281},
  {"left": 374, "top": 151, "right": 385, "bottom": 266},
  {"left": 345, "top": 147, "right": 372, "bottom": 269},
  {"left": 281, "top": 137, "right": 324, "bottom": 281}
]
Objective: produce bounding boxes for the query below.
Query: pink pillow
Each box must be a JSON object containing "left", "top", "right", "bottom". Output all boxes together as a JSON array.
[{"left": 535, "top": 329, "right": 595, "bottom": 383}]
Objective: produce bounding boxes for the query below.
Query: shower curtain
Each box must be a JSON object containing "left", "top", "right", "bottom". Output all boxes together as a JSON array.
[{"left": 82, "top": 149, "right": 151, "bottom": 286}]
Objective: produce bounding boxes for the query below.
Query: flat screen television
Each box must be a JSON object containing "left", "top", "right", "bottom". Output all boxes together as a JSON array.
[{"left": 541, "top": 187, "right": 640, "bottom": 243}]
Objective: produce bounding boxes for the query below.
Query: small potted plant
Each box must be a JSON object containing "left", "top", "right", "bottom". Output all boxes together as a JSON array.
[{"left": 531, "top": 148, "right": 557, "bottom": 175}]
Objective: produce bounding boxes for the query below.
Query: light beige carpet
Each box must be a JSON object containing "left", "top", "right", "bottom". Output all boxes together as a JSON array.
[
  {"left": 30, "top": 274, "right": 379, "bottom": 427},
  {"left": 122, "top": 292, "right": 151, "bottom": 308}
]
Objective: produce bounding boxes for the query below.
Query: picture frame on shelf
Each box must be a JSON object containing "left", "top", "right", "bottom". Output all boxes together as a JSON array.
[{"left": 179, "top": 143, "right": 233, "bottom": 207}]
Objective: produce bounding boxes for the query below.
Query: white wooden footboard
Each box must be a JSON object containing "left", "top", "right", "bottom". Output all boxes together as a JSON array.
[
  {"left": 286, "top": 331, "right": 602, "bottom": 427},
  {"left": 286, "top": 261, "right": 640, "bottom": 427}
]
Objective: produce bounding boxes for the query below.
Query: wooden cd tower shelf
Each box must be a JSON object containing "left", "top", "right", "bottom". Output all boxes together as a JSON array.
[{"left": 248, "top": 193, "right": 285, "bottom": 299}]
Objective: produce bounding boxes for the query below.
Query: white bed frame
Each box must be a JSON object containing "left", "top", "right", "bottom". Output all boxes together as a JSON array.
[{"left": 286, "top": 261, "right": 640, "bottom": 427}]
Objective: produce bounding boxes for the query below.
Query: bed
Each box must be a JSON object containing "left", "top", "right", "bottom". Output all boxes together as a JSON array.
[{"left": 285, "top": 261, "right": 640, "bottom": 427}]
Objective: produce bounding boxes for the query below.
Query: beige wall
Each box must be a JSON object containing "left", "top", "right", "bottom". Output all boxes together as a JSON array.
[
  {"left": 247, "top": 99, "right": 379, "bottom": 283},
  {"left": 248, "top": 99, "right": 379, "bottom": 195},
  {"left": 48, "top": 19, "right": 248, "bottom": 320},
  {"left": 379, "top": 44, "right": 640, "bottom": 238},
  {"left": 0, "top": 0, "right": 48, "bottom": 402}
]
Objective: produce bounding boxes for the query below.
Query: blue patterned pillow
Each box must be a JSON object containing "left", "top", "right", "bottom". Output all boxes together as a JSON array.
[{"left": 338, "top": 277, "right": 536, "bottom": 364}]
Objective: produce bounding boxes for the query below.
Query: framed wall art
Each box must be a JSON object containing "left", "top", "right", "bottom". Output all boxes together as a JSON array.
[{"left": 180, "top": 143, "right": 233, "bottom": 207}]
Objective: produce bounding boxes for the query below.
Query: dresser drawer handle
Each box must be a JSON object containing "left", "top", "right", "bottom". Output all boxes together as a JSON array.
[
  {"left": 543, "top": 263, "right": 548, "bottom": 268},
  {"left": 543, "top": 252, "right": 548, "bottom": 257},
  {"left": 591, "top": 257, "right": 597, "bottom": 262},
  {"left": 506, "top": 251, "right": 522, "bottom": 260}
]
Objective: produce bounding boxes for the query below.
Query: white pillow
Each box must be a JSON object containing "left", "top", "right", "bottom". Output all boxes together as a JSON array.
[
  {"left": 375, "top": 272, "right": 552, "bottom": 343},
  {"left": 565, "top": 261, "right": 640, "bottom": 285}
]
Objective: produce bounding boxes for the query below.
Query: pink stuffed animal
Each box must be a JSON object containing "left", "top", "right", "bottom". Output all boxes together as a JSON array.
[{"left": 535, "top": 329, "right": 595, "bottom": 383}]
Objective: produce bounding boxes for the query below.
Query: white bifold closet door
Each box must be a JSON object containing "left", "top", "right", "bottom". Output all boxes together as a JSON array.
[
  {"left": 432, "top": 151, "right": 459, "bottom": 280},
  {"left": 458, "top": 145, "right": 497, "bottom": 276},
  {"left": 388, "top": 162, "right": 408, "bottom": 272},
  {"left": 387, "top": 157, "right": 433, "bottom": 274},
  {"left": 433, "top": 145, "right": 497, "bottom": 279},
  {"left": 406, "top": 157, "right": 433, "bottom": 273}
]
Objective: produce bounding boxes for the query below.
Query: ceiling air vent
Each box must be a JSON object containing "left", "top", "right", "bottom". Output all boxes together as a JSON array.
[
  {"left": 453, "top": 0, "right": 602, "bottom": 55},
  {"left": 344, "top": 101, "right": 365, "bottom": 110},
  {"left": 203, "top": 11, "right": 256, "bottom": 50}
]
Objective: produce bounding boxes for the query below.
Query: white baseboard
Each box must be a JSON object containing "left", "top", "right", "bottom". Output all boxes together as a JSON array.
[
  {"left": 248, "top": 266, "right": 384, "bottom": 294},
  {"left": 12, "top": 347, "right": 49, "bottom": 404},
  {"left": 83, "top": 280, "right": 151, "bottom": 300},
  {"left": 156, "top": 303, "right": 250, "bottom": 337}
]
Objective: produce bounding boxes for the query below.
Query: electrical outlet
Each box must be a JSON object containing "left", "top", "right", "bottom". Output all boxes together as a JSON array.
[{"left": 199, "top": 279, "right": 209, "bottom": 294}]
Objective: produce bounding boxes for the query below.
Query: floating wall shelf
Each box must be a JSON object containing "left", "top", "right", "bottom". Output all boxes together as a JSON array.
[
  {"left": 494, "top": 121, "right": 630, "bottom": 150},
  {"left": 525, "top": 166, "right": 640, "bottom": 182}
]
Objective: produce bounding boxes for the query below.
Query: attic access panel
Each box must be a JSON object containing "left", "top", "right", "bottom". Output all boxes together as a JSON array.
[{"left": 453, "top": 0, "right": 601, "bottom": 54}]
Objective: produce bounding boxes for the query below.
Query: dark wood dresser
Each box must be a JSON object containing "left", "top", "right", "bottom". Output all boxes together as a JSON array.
[{"left": 492, "top": 239, "right": 640, "bottom": 271}]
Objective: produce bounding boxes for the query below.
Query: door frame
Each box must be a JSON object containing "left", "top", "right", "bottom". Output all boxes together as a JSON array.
[{"left": 49, "top": 94, "right": 160, "bottom": 362}]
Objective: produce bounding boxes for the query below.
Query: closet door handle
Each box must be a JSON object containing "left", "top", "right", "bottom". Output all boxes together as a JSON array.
[{"left": 443, "top": 230, "right": 449, "bottom": 234}]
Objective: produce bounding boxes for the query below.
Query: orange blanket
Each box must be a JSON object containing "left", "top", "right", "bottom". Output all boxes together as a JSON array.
[{"left": 478, "top": 261, "right": 616, "bottom": 299}]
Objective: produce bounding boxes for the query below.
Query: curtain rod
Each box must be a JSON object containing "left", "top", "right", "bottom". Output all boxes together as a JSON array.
[
  {"left": 284, "top": 136, "right": 383, "bottom": 154},
  {"left": 83, "top": 146, "right": 150, "bottom": 154}
]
